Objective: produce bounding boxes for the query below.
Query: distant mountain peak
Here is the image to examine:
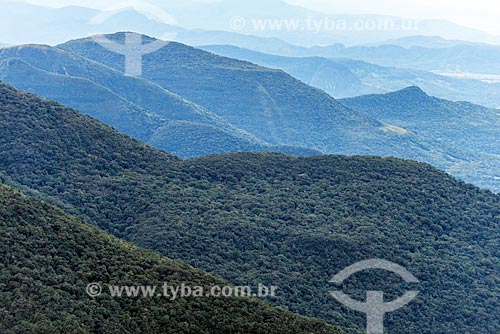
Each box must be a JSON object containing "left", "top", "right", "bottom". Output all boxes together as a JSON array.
[
  {"left": 367, "top": 86, "right": 439, "bottom": 109},
  {"left": 89, "top": 31, "right": 162, "bottom": 42},
  {"left": 397, "top": 85, "right": 429, "bottom": 96},
  {"left": 343, "top": 86, "right": 431, "bottom": 103}
]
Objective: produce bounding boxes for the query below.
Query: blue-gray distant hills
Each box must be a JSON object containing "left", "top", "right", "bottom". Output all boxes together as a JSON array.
[
  {"left": 59, "top": 33, "right": 500, "bottom": 193},
  {"left": 227, "top": 39, "right": 500, "bottom": 76},
  {"left": 368, "top": 35, "right": 493, "bottom": 48},
  {"left": 200, "top": 44, "right": 500, "bottom": 108},
  {"left": 0, "top": 44, "right": 318, "bottom": 158},
  {"left": 4, "top": 1, "right": 500, "bottom": 46},
  {"left": 0, "top": 33, "right": 445, "bottom": 161},
  {"left": 57, "top": 33, "right": 453, "bottom": 160}
]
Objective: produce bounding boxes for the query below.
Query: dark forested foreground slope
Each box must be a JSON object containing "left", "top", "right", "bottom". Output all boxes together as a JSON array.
[
  {"left": 0, "top": 182, "right": 337, "bottom": 334},
  {"left": 1, "top": 83, "right": 500, "bottom": 333}
]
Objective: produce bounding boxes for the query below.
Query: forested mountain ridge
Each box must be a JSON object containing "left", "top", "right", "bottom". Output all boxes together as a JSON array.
[
  {"left": 1, "top": 83, "right": 500, "bottom": 333},
  {"left": 341, "top": 86, "right": 500, "bottom": 191},
  {"left": 58, "top": 32, "right": 451, "bottom": 163},
  {"left": 5, "top": 33, "right": 498, "bottom": 191},
  {"left": 0, "top": 44, "right": 317, "bottom": 158},
  {"left": 0, "top": 181, "right": 337, "bottom": 334}
]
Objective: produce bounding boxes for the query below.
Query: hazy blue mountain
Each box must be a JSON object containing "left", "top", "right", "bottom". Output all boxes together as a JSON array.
[
  {"left": 337, "top": 59, "right": 500, "bottom": 108},
  {"left": 2, "top": 83, "right": 500, "bottom": 333},
  {"left": 200, "top": 44, "right": 375, "bottom": 97},
  {"left": 174, "top": 29, "right": 297, "bottom": 54},
  {"left": 0, "top": 3, "right": 97, "bottom": 45},
  {"left": 196, "top": 37, "right": 500, "bottom": 77},
  {"left": 0, "top": 2, "right": 181, "bottom": 45},
  {"left": 338, "top": 44, "right": 500, "bottom": 75},
  {"left": 145, "top": 0, "right": 500, "bottom": 45},
  {"left": 342, "top": 86, "right": 500, "bottom": 155},
  {"left": 0, "top": 44, "right": 318, "bottom": 157},
  {"left": 253, "top": 42, "right": 500, "bottom": 76},
  {"left": 5, "top": 33, "right": 498, "bottom": 190},
  {"left": 201, "top": 44, "right": 500, "bottom": 108},
  {"left": 369, "top": 35, "right": 489, "bottom": 48},
  {"left": 59, "top": 33, "right": 455, "bottom": 165},
  {"left": 0, "top": 57, "right": 161, "bottom": 141},
  {"left": 3, "top": 1, "right": 500, "bottom": 47},
  {"left": 341, "top": 87, "right": 500, "bottom": 191},
  {"left": 185, "top": 34, "right": 500, "bottom": 81}
]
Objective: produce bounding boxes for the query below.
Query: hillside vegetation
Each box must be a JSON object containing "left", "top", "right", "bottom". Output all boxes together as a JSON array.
[
  {"left": 0, "top": 181, "right": 337, "bottom": 334},
  {"left": 1, "top": 83, "right": 500, "bottom": 333},
  {"left": 341, "top": 87, "right": 500, "bottom": 191},
  {"left": 59, "top": 33, "right": 449, "bottom": 163},
  {"left": 0, "top": 44, "right": 314, "bottom": 158}
]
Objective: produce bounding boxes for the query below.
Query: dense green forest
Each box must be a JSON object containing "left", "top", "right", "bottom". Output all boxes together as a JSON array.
[
  {"left": 1, "top": 83, "right": 500, "bottom": 333},
  {"left": 341, "top": 86, "right": 500, "bottom": 192},
  {"left": 0, "top": 182, "right": 337, "bottom": 333}
]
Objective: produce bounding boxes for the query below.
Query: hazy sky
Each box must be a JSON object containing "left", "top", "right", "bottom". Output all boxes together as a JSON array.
[{"left": 16, "top": 0, "right": 500, "bottom": 35}]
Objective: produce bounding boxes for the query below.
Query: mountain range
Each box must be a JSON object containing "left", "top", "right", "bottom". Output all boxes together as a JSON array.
[
  {"left": 1, "top": 82, "right": 500, "bottom": 333},
  {"left": 0, "top": 33, "right": 445, "bottom": 162},
  {"left": 163, "top": 0, "right": 500, "bottom": 46},
  {"left": 5, "top": 1, "right": 500, "bottom": 78},
  {"left": 368, "top": 35, "right": 493, "bottom": 48},
  {"left": 61, "top": 34, "right": 446, "bottom": 158},
  {"left": 0, "top": 43, "right": 318, "bottom": 158},
  {"left": 1, "top": 32, "right": 500, "bottom": 192},
  {"left": 200, "top": 44, "right": 500, "bottom": 108},
  {"left": 341, "top": 87, "right": 500, "bottom": 190},
  {"left": 342, "top": 87, "right": 500, "bottom": 157},
  {"left": 235, "top": 40, "right": 500, "bottom": 76},
  {"left": 2, "top": 1, "right": 500, "bottom": 333}
]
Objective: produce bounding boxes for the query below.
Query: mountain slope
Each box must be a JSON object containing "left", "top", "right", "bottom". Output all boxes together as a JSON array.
[
  {"left": 253, "top": 42, "right": 500, "bottom": 76},
  {"left": 336, "top": 58, "right": 500, "bottom": 108},
  {"left": 0, "top": 2, "right": 181, "bottom": 45},
  {"left": 0, "top": 44, "right": 317, "bottom": 158},
  {"left": 341, "top": 87, "right": 500, "bottom": 191},
  {"left": 59, "top": 33, "right": 454, "bottom": 164},
  {"left": 1, "top": 83, "right": 500, "bottom": 333},
  {"left": 201, "top": 44, "right": 500, "bottom": 108},
  {"left": 342, "top": 87, "right": 500, "bottom": 155},
  {"left": 199, "top": 45, "right": 374, "bottom": 98},
  {"left": 0, "top": 57, "right": 161, "bottom": 141},
  {"left": 0, "top": 181, "right": 336, "bottom": 333}
]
